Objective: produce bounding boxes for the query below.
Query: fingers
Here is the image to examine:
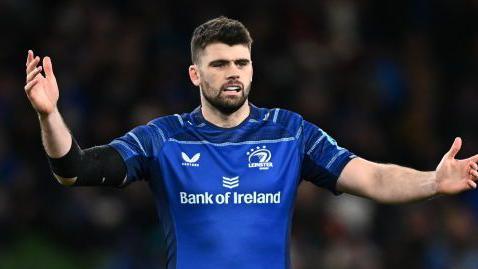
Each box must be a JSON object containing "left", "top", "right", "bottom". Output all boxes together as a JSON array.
[
  {"left": 470, "top": 161, "right": 478, "bottom": 171},
  {"left": 469, "top": 167, "right": 478, "bottom": 179},
  {"left": 26, "top": 55, "right": 41, "bottom": 75},
  {"left": 26, "top": 51, "right": 55, "bottom": 80},
  {"left": 25, "top": 51, "right": 44, "bottom": 93},
  {"left": 26, "top": 50, "right": 34, "bottom": 66},
  {"left": 467, "top": 161, "right": 478, "bottom": 185},
  {"left": 24, "top": 76, "right": 40, "bottom": 92},
  {"left": 467, "top": 180, "right": 477, "bottom": 189},
  {"left": 447, "top": 137, "right": 462, "bottom": 159},
  {"left": 26, "top": 66, "right": 43, "bottom": 83},
  {"left": 43, "top": 56, "right": 55, "bottom": 78},
  {"left": 465, "top": 154, "right": 478, "bottom": 163}
]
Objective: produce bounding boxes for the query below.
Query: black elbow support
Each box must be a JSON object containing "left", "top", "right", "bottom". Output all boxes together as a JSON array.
[{"left": 48, "top": 138, "right": 127, "bottom": 187}]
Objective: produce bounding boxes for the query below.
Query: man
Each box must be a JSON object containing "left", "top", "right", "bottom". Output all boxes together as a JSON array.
[{"left": 24, "top": 16, "right": 478, "bottom": 269}]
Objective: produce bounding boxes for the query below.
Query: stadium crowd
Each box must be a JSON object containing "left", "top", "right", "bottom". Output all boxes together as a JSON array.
[{"left": 0, "top": 0, "right": 477, "bottom": 268}]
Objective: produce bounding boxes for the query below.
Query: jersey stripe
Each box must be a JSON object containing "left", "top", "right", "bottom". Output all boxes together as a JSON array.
[
  {"left": 148, "top": 122, "right": 167, "bottom": 142},
  {"left": 272, "top": 108, "right": 280, "bottom": 123},
  {"left": 306, "top": 133, "right": 326, "bottom": 155},
  {"left": 326, "top": 149, "right": 347, "bottom": 169},
  {"left": 111, "top": 140, "right": 139, "bottom": 155},
  {"left": 168, "top": 137, "right": 295, "bottom": 147},
  {"left": 128, "top": 132, "right": 147, "bottom": 156},
  {"left": 295, "top": 125, "right": 303, "bottom": 139},
  {"left": 174, "top": 114, "right": 184, "bottom": 126}
]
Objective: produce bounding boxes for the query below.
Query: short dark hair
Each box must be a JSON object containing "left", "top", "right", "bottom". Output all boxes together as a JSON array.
[{"left": 191, "top": 16, "right": 253, "bottom": 64}]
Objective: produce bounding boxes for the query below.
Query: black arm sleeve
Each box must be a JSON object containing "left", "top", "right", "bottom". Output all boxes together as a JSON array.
[{"left": 47, "top": 138, "right": 127, "bottom": 187}]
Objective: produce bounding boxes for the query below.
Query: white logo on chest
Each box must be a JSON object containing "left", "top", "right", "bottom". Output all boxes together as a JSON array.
[
  {"left": 181, "top": 152, "right": 200, "bottom": 167},
  {"left": 222, "top": 176, "right": 239, "bottom": 189},
  {"left": 247, "top": 146, "right": 273, "bottom": 170}
]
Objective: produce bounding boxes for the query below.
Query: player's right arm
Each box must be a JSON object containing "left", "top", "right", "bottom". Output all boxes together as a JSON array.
[
  {"left": 24, "top": 50, "right": 126, "bottom": 186},
  {"left": 25, "top": 50, "right": 70, "bottom": 158}
]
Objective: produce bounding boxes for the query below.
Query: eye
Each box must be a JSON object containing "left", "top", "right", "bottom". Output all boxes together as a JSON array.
[
  {"left": 236, "top": 60, "right": 249, "bottom": 67},
  {"left": 210, "top": 61, "right": 227, "bottom": 67}
]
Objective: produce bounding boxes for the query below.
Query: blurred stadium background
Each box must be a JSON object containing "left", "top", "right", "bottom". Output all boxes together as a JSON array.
[{"left": 1, "top": 0, "right": 477, "bottom": 268}]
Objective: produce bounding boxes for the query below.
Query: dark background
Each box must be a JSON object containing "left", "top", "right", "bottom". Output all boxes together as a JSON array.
[{"left": 0, "top": 0, "right": 477, "bottom": 268}]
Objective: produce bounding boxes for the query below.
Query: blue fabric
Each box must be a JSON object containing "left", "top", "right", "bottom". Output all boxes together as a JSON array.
[{"left": 109, "top": 105, "right": 356, "bottom": 269}]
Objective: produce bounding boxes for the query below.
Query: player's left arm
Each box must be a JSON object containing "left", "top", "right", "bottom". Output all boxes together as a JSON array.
[{"left": 336, "top": 137, "right": 478, "bottom": 204}]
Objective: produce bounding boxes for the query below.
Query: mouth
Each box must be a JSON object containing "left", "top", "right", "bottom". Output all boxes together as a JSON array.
[{"left": 221, "top": 82, "right": 243, "bottom": 93}]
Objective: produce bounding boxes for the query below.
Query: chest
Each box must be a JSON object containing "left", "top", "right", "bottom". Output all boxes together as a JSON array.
[{"left": 157, "top": 141, "right": 300, "bottom": 195}]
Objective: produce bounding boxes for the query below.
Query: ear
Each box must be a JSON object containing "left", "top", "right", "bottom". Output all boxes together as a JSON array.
[
  {"left": 189, "top": 64, "right": 201, "bottom": 86},
  {"left": 251, "top": 61, "right": 253, "bottom": 82}
]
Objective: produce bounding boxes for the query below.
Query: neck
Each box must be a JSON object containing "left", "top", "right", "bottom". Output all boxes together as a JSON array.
[{"left": 201, "top": 100, "right": 250, "bottom": 128}]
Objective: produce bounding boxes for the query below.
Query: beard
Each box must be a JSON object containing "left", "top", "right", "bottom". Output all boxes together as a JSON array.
[{"left": 200, "top": 80, "right": 251, "bottom": 115}]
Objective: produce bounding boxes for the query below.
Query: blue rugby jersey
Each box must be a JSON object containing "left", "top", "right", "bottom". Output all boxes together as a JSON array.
[{"left": 109, "top": 105, "right": 356, "bottom": 269}]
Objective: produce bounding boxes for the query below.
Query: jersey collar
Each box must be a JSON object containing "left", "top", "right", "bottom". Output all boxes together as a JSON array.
[{"left": 190, "top": 103, "right": 261, "bottom": 129}]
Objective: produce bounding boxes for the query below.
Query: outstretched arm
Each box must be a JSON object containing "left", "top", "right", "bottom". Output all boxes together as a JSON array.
[
  {"left": 337, "top": 137, "right": 478, "bottom": 204},
  {"left": 25, "top": 50, "right": 72, "bottom": 158},
  {"left": 24, "top": 50, "right": 126, "bottom": 186}
]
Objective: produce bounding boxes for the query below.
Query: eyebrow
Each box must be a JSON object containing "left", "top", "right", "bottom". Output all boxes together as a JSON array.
[{"left": 208, "top": 58, "right": 251, "bottom": 66}]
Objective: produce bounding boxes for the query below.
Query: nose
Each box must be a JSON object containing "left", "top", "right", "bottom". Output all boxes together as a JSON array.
[
  {"left": 226, "top": 74, "right": 239, "bottom": 80},
  {"left": 225, "top": 62, "right": 241, "bottom": 80}
]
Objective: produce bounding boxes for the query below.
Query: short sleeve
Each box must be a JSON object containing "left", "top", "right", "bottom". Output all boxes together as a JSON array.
[
  {"left": 109, "top": 125, "right": 155, "bottom": 186},
  {"left": 300, "top": 120, "right": 356, "bottom": 194}
]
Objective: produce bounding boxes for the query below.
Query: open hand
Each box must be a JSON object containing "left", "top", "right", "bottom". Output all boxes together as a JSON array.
[
  {"left": 435, "top": 137, "right": 478, "bottom": 195},
  {"left": 24, "top": 50, "right": 59, "bottom": 116}
]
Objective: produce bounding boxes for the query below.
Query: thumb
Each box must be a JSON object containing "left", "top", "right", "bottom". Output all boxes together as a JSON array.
[
  {"left": 447, "top": 137, "right": 462, "bottom": 159},
  {"left": 43, "top": 56, "right": 55, "bottom": 78}
]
